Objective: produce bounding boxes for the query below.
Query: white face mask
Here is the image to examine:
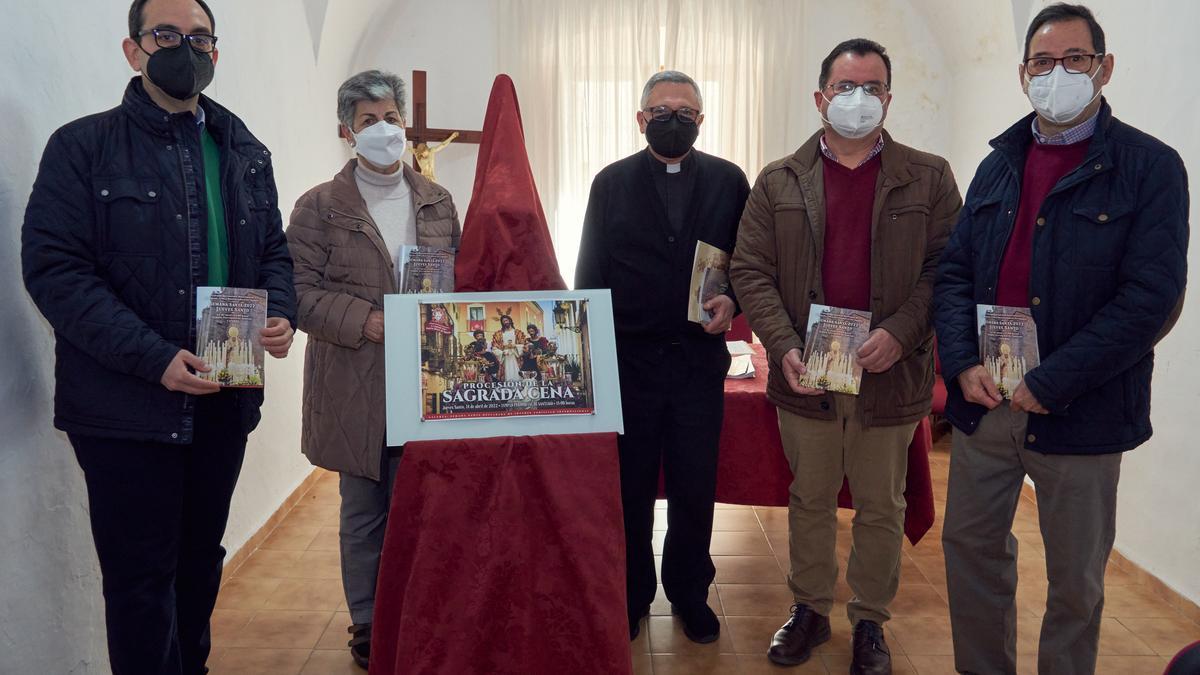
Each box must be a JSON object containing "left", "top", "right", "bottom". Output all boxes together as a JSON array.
[
  {"left": 822, "top": 87, "right": 884, "bottom": 140},
  {"left": 352, "top": 121, "right": 407, "bottom": 168},
  {"left": 1025, "top": 64, "right": 1102, "bottom": 125}
]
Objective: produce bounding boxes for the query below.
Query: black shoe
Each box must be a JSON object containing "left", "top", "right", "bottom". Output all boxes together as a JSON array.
[
  {"left": 670, "top": 603, "right": 720, "bottom": 644},
  {"left": 629, "top": 605, "right": 649, "bottom": 641},
  {"left": 348, "top": 623, "right": 371, "bottom": 670},
  {"left": 767, "top": 603, "right": 831, "bottom": 666},
  {"left": 850, "top": 620, "right": 891, "bottom": 675}
]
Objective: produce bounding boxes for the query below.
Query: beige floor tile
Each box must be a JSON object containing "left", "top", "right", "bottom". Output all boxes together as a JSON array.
[
  {"left": 307, "top": 526, "right": 340, "bottom": 552},
  {"left": 715, "top": 583, "right": 793, "bottom": 616},
  {"left": 1116, "top": 616, "right": 1200, "bottom": 657},
  {"left": 299, "top": 649, "right": 362, "bottom": 675},
  {"left": 650, "top": 652, "right": 739, "bottom": 674},
  {"left": 1093, "top": 654, "right": 1169, "bottom": 673},
  {"left": 632, "top": 616, "right": 651, "bottom": 654},
  {"left": 888, "top": 616, "right": 955, "bottom": 656},
  {"left": 279, "top": 550, "right": 342, "bottom": 580},
  {"left": 823, "top": 652, "right": 916, "bottom": 673},
  {"left": 210, "top": 609, "right": 255, "bottom": 646},
  {"left": 712, "top": 556, "right": 784, "bottom": 584},
  {"left": 715, "top": 502, "right": 752, "bottom": 510},
  {"left": 712, "top": 509, "right": 763, "bottom": 531},
  {"left": 905, "top": 654, "right": 958, "bottom": 675},
  {"left": 224, "top": 610, "right": 333, "bottom": 650},
  {"left": 709, "top": 531, "right": 772, "bottom": 556},
  {"left": 285, "top": 502, "right": 339, "bottom": 527},
  {"left": 208, "top": 648, "right": 310, "bottom": 675},
  {"left": 648, "top": 615, "right": 734, "bottom": 654},
  {"left": 260, "top": 525, "right": 321, "bottom": 552},
  {"left": 233, "top": 549, "right": 302, "bottom": 579},
  {"left": 738, "top": 652, "right": 828, "bottom": 673},
  {"left": 724, "top": 615, "right": 784, "bottom": 655},
  {"left": 889, "top": 583, "right": 950, "bottom": 617},
  {"left": 1103, "top": 585, "right": 1185, "bottom": 618},
  {"left": 263, "top": 577, "right": 345, "bottom": 611},
  {"left": 631, "top": 652, "right": 653, "bottom": 675},
  {"left": 315, "top": 611, "right": 354, "bottom": 650},
  {"left": 215, "top": 577, "right": 285, "bottom": 611},
  {"left": 753, "top": 507, "right": 789, "bottom": 532},
  {"left": 1099, "top": 617, "right": 1157, "bottom": 656}
]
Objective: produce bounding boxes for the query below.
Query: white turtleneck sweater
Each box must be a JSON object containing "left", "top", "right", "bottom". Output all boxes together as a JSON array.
[{"left": 353, "top": 161, "right": 418, "bottom": 269}]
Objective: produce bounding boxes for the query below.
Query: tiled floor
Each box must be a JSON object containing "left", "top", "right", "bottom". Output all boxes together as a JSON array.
[{"left": 210, "top": 437, "right": 1200, "bottom": 674}]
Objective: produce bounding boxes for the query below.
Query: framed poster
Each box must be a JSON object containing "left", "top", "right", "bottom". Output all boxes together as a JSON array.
[{"left": 384, "top": 290, "right": 624, "bottom": 444}]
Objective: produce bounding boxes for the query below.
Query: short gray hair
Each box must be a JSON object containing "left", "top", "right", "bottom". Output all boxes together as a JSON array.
[
  {"left": 337, "top": 70, "right": 407, "bottom": 129},
  {"left": 639, "top": 70, "right": 703, "bottom": 110}
]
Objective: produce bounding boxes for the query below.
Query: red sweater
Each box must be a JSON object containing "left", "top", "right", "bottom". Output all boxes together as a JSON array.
[
  {"left": 820, "top": 153, "right": 880, "bottom": 311},
  {"left": 995, "top": 139, "right": 1089, "bottom": 307}
]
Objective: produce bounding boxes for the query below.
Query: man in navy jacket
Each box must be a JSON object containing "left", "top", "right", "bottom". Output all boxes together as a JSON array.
[
  {"left": 21, "top": 1, "right": 295, "bottom": 672},
  {"left": 934, "top": 4, "right": 1188, "bottom": 673}
]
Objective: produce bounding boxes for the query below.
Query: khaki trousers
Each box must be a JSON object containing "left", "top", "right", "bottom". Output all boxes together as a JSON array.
[
  {"left": 942, "top": 405, "right": 1121, "bottom": 675},
  {"left": 777, "top": 395, "right": 917, "bottom": 624}
]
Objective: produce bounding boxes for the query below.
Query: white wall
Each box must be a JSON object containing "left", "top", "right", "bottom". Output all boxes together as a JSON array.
[{"left": 0, "top": 1, "right": 391, "bottom": 672}]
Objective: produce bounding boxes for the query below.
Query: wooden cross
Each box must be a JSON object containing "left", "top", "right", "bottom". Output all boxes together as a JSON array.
[{"left": 407, "top": 70, "right": 483, "bottom": 177}]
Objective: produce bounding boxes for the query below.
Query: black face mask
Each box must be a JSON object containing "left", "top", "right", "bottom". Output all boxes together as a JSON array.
[
  {"left": 144, "top": 45, "right": 214, "bottom": 101},
  {"left": 645, "top": 116, "right": 699, "bottom": 160}
]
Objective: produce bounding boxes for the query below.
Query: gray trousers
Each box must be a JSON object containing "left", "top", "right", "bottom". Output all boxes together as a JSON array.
[
  {"left": 942, "top": 405, "right": 1121, "bottom": 675},
  {"left": 339, "top": 449, "right": 403, "bottom": 625}
]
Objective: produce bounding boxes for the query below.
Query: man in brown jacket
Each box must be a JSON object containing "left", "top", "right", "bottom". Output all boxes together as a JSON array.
[
  {"left": 286, "top": 70, "right": 460, "bottom": 670},
  {"left": 730, "top": 39, "right": 960, "bottom": 674}
]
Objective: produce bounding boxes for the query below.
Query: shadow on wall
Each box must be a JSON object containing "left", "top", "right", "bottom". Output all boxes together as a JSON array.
[{"left": 0, "top": 94, "right": 109, "bottom": 674}]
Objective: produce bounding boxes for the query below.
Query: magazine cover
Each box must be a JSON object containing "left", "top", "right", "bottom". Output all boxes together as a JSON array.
[
  {"left": 799, "top": 304, "right": 873, "bottom": 395},
  {"left": 977, "top": 304, "right": 1040, "bottom": 399},
  {"left": 400, "top": 246, "right": 455, "bottom": 293},
  {"left": 688, "top": 240, "right": 731, "bottom": 324},
  {"left": 195, "top": 287, "right": 268, "bottom": 388},
  {"left": 418, "top": 299, "right": 595, "bottom": 420}
]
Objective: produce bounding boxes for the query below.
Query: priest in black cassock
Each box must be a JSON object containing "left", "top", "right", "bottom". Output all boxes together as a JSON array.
[{"left": 575, "top": 70, "right": 750, "bottom": 645}]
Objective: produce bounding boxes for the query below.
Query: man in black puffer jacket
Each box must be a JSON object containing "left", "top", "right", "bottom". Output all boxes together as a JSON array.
[
  {"left": 934, "top": 5, "right": 1188, "bottom": 674},
  {"left": 21, "top": 1, "right": 295, "bottom": 673}
]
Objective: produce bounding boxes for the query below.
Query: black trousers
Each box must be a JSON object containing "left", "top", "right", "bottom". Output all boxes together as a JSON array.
[
  {"left": 618, "top": 342, "right": 726, "bottom": 616},
  {"left": 70, "top": 393, "right": 248, "bottom": 675}
]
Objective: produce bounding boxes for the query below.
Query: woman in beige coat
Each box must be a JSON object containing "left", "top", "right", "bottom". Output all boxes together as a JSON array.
[{"left": 285, "top": 69, "right": 460, "bottom": 670}]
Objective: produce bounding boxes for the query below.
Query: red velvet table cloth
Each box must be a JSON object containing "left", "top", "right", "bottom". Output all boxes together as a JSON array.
[
  {"left": 714, "top": 345, "right": 936, "bottom": 546},
  {"left": 369, "top": 434, "right": 630, "bottom": 675}
]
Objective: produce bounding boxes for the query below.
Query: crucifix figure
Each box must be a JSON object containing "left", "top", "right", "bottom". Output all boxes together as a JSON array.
[{"left": 407, "top": 70, "right": 482, "bottom": 182}]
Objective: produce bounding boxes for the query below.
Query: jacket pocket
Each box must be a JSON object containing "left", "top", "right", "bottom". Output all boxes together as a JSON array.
[
  {"left": 1069, "top": 203, "right": 1133, "bottom": 270},
  {"left": 94, "top": 177, "right": 162, "bottom": 255},
  {"left": 886, "top": 203, "right": 931, "bottom": 222}
]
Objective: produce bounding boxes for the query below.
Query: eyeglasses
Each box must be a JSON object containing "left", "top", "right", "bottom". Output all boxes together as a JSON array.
[
  {"left": 641, "top": 106, "right": 701, "bottom": 125},
  {"left": 826, "top": 81, "right": 889, "bottom": 97},
  {"left": 1023, "top": 53, "right": 1103, "bottom": 77},
  {"left": 136, "top": 28, "right": 218, "bottom": 54}
]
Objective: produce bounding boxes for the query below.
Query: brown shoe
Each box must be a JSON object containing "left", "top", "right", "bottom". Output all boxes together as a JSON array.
[
  {"left": 767, "top": 604, "right": 831, "bottom": 666},
  {"left": 850, "top": 620, "right": 891, "bottom": 675}
]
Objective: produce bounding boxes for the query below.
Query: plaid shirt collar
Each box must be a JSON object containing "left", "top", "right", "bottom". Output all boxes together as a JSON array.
[
  {"left": 820, "top": 133, "right": 884, "bottom": 168},
  {"left": 1031, "top": 109, "right": 1098, "bottom": 145}
]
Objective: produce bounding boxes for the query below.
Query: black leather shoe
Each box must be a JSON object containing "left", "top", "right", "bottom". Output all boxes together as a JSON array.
[
  {"left": 671, "top": 603, "right": 720, "bottom": 643},
  {"left": 629, "top": 605, "right": 649, "bottom": 641},
  {"left": 767, "top": 603, "right": 831, "bottom": 666},
  {"left": 347, "top": 623, "right": 371, "bottom": 670},
  {"left": 850, "top": 620, "right": 891, "bottom": 675}
]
